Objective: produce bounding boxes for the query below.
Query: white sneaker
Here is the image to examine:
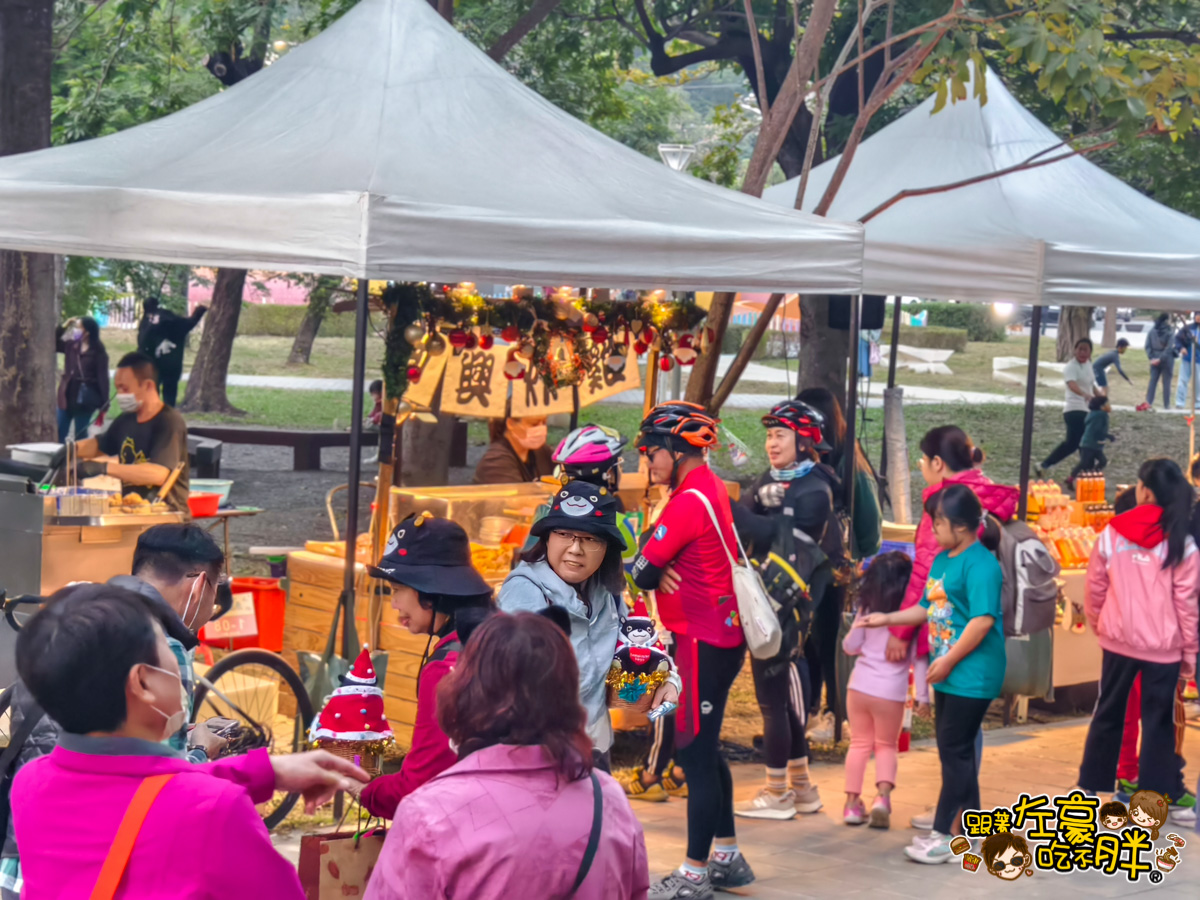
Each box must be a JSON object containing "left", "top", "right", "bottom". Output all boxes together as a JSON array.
[
  {"left": 910, "top": 807, "right": 935, "bottom": 830},
  {"left": 1170, "top": 805, "right": 1197, "bottom": 826},
  {"left": 904, "top": 831, "right": 955, "bottom": 864},
  {"left": 806, "top": 711, "right": 834, "bottom": 744},
  {"left": 734, "top": 788, "right": 798, "bottom": 820},
  {"left": 793, "top": 784, "right": 823, "bottom": 814}
]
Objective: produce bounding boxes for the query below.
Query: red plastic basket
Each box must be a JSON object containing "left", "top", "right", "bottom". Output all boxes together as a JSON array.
[
  {"left": 187, "top": 492, "right": 221, "bottom": 517},
  {"left": 201, "top": 577, "right": 286, "bottom": 651}
]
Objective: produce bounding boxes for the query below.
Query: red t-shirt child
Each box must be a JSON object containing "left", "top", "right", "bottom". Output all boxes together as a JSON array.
[{"left": 638, "top": 464, "right": 743, "bottom": 649}]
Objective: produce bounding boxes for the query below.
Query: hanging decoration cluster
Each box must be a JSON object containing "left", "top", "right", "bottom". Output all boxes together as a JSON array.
[{"left": 397, "top": 283, "right": 712, "bottom": 391}]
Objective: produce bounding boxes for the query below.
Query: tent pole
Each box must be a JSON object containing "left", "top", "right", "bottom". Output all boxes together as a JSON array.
[
  {"left": 1190, "top": 348, "right": 1197, "bottom": 473},
  {"left": 880, "top": 295, "right": 902, "bottom": 479},
  {"left": 834, "top": 294, "right": 861, "bottom": 747},
  {"left": 341, "top": 277, "right": 371, "bottom": 658},
  {"left": 1017, "top": 306, "right": 1042, "bottom": 521}
]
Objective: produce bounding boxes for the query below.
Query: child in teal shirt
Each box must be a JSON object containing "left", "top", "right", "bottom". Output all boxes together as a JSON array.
[{"left": 857, "top": 482, "right": 1004, "bottom": 863}]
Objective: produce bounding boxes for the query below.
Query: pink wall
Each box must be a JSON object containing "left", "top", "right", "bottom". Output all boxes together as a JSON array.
[{"left": 187, "top": 268, "right": 313, "bottom": 312}]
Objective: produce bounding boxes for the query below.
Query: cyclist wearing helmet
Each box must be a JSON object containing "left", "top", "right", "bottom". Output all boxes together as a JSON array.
[
  {"left": 553, "top": 424, "right": 627, "bottom": 510},
  {"left": 631, "top": 402, "right": 754, "bottom": 897},
  {"left": 729, "top": 400, "right": 839, "bottom": 824}
]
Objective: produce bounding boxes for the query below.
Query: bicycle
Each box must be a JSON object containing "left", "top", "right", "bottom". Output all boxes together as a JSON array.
[{"left": 0, "top": 588, "right": 314, "bottom": 832}]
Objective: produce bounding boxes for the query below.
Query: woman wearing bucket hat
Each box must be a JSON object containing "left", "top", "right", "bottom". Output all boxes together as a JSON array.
[
  {"left": 499, "top": 481, "right": 680, "bottom": 772},
  {"left": 358, "top": 513, "right": 495, "bottom": 819}
]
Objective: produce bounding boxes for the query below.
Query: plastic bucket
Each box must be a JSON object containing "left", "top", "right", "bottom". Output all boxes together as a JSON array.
[
  {"left": 217, "top": 577, "right": 286, "bottom": 651},
  {"left": 188, "top": 492, "right": 221, "bottom": 518}
]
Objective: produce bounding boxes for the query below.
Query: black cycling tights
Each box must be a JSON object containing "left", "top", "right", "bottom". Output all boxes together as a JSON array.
[
  {"left": 675, "top": 641, "right": 746, "bottom": 861},
  {"left": 751, "top": 650, "right": 808, "bottom": 768}
]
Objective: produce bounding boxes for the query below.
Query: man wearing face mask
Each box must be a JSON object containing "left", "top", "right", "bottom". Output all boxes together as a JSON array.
[
  {"left": 76, "top": 351, "right": 190, "bottom": 515},
  {"left": 472, "top": 414, "right": 554, "bottom": 484}
]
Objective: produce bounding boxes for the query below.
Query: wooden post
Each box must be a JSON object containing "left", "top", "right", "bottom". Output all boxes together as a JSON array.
[
  {"left": 1017, "top": 307, "right": 1043, "bottom": 521},
  {"left": 340, "top": 278, "right": 370, "bottom": 658}
]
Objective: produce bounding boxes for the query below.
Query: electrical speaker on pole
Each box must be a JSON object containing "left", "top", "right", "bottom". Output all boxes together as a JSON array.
[{"left": 829, "top": 295, "right": 886, "bottom": 330}]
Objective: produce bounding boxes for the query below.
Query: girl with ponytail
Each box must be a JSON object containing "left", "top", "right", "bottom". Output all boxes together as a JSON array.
[
  {"left": 1078, "top": 458, "right": 1200, "bottom": 820},
  {"left": 856, "top": 483, "right": 1006, "bottom": 863}
]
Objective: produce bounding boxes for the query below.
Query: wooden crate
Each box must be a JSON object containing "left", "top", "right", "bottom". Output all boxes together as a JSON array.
[{"left": 282, "top": 551, "right": 429, "bottom": 750}]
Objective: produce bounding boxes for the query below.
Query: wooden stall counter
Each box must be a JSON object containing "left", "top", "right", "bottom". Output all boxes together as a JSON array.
[{"left": 282, "top": 550, "right": 429, "bottom": 751}]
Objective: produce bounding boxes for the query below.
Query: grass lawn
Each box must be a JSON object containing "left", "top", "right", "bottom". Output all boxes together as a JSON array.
[
  {"left": 102, "top": 330, "right": 386, "bottom": 380},
  {"left": 760, "top": 337, "right": 1164, "bottom": 410}
]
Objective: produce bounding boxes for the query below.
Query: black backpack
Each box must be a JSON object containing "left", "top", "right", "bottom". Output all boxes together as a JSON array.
[
  {"left": 756, "top": 519, "right": 830, "bottom": 646},
  {"left": 0, "top": 687, "right": 45, "bottom": 841}
]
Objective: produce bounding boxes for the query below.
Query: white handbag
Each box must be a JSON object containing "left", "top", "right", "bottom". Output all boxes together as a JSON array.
[{"left": 685, "top": 490, "right": 782, "bottom": 660}]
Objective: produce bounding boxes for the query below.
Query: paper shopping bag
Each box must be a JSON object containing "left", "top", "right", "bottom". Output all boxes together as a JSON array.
[{"left": 298, "top": 829, "right": 387, "bottom": 899}]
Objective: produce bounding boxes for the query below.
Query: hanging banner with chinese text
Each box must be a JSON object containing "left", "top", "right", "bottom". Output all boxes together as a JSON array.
[
  {"left": 440, "top": 346, "right": 509, "bottom": 418},
  {"left": 401, "top": 349, "right": 449, "bottom": 410},
  {"left": 578, "top": 345, "right": 641, "bottom": 408}
]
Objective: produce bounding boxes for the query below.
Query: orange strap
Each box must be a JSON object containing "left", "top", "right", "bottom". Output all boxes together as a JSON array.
[{"left": 89, "top": 774, "right": 176, "bottom": 900}]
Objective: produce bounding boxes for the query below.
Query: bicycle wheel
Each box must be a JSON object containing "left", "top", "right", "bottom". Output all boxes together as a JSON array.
[
  {"left": 192, "top": 649, "right": 315, "bottom": 830},
  {"left": 0, "top": 685, "right": 12, "bottom": 752}
]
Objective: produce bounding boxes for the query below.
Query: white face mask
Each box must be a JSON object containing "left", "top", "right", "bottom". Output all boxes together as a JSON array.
[
  {"left": 115, "top": 392, "right": 141, "bottom": 413},
  {"left": 181, "top": 574, "right": 208, "bottom": 632},
  {"left": 143, "top": 664, "right": 189, "bottom": 744},
  {"left": 514, "top": 424, "right": 547, "bottom": 450}
]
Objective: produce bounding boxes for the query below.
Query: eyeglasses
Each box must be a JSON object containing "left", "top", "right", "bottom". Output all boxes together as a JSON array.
[
  {"left": 186, "top": 572, "right": 230, "bottom": 587},
  {"left": 550, "top": 530, "right": 606, "bottom": 552}
]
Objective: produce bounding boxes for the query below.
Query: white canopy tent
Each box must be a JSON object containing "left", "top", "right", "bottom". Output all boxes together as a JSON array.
[
  {"left": 0, "top": 0, "right": 862, "bottom": 292},
  {"left": 763, "top": 68, "right": 1200, "bottom": 308}
]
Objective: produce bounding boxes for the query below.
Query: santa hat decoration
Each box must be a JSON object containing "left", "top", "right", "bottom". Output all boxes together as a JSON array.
[
  {"left": 630, "top": 596, "right": 650, "bottom": 619},
  {"left": 309, "top": 643, "right": 394, "bottom": 747}
]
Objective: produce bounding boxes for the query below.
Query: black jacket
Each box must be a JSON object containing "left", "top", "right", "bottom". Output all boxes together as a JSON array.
[
  {"left": 734, "top": 463, "right": 844, "bottom": 562},
  {"left": 138, "top": 306, "right": 207, "bottom": 376}
]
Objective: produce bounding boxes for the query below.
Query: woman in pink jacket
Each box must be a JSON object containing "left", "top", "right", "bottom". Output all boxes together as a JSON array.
[
  {"left": 1078, "top": 457, "right": 1200, "bottom": 813},
  {"left": 11, "top": 583, "right": 368, "bottom": 900},
  {"left": 887, "top": 426, "right": 1017, "bottom": 831},
  {"left": 365, "top": 611, "right": 649, "bottom": 900}
]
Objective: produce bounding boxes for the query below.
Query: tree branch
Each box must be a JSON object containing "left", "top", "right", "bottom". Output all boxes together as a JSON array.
[
  {"left": 710, "top": 293, "right": 785, "bottom": 412},
  {"left": 487, "top": 0, "right": 565, "bottom": 61},
  {"left": 1108, "top": 28, "right": 1200, "bottom": 46},
  {"left": 743, "top": 0, "right": 771, "bottom": 116},
  {"left": 89, "top": 17, "right": 130, "bottom": 107}
]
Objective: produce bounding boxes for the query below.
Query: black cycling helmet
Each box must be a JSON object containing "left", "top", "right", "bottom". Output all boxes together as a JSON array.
[
  {"left": 637, "top": 401, "right": 720, "bottom": 454},
  {"left": 762, "top": 399, "right": 832, "bottom": 452}
]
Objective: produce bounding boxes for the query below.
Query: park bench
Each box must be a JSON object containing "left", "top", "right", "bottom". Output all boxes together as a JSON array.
[{"left": 188, "top": 426, "right": 379, "bottom": 472}]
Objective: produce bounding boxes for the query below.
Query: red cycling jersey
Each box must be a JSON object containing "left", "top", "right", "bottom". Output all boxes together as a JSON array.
[{"left": 639, "top": 464, "right": 743, "bottom": 649}]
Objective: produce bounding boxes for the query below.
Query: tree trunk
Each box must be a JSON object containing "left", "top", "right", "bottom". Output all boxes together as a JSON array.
[
  {"left": 1055, "top": 306, "right": 1094, "bottom": 362},
  {"left": 0, "top": 0, "right": 55, "bottom": 450},
  {"left": 1102, "top": 303, "right": 1118, "bottom": 349},
  {"left": 487, "top": 0, "right": 563, "bottom": 61},
  {"left": 400, "top": 386, "right": 455, "bottom": 486},
  {"left": 181, "top": 268, "right": 247, "bottom": 414},
  {"left": 288, "top": 276, "right": 339, "bottom": 365},
  {"left": 797, "top": 295, "right": 847, "bottom": 405}
]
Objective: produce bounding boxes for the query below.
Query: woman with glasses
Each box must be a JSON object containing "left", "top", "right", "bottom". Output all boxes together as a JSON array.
[{"left": 498, "top": 480, "right": 679, "bottom": 772}]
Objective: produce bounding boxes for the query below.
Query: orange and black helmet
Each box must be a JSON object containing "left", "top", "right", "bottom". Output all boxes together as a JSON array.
[{"left": 638, "top": 401, "right": 720, "bottom": 452}]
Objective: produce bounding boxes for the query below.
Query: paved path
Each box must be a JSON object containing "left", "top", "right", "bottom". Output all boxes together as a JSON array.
[{"left": 272, "top": 718, "right": 1199, "bottom": 898}]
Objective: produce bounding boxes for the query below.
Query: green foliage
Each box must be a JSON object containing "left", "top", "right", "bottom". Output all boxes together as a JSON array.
[
  {"left": 61, "top": 258, "right": 194, "bottom": 317},
  {"left": 239, "top": 303, "right": 359, "bottom": 337},
  {"left": 721, "top": 325, "right": 771, "bottom": 359},
  {"left": 888, "top": 303, "right": 1007, "bottom": 343},
  {"left": 691, "top": 103, "right": 758, "bottom": 187}
]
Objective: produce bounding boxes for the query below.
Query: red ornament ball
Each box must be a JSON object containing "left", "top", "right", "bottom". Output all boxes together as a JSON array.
[
  {"left": 448, "top": 330, "right": 469, "bottom": 348},
  {"left": 633, "top": 340, "right": 648, "bottom": 355},
  {"left": 591, "top": 326, "right": 609, "bottom": 345},
  {"left": 501, "top": 325, "right": 521, "bottom": 343},
  {"left": 582, "top": 313, "right": 600, "bottom": 332},
  {"left": 464, "top": 332, "right": 479, "bottom": 350},
  {"left": 479, "top": 333, "right": 495, "bottom": 350},
  {"left": 659, "top": 356, "right": 675, "bottom": 372},
  {"left": 406, "top": 366, "right": 422, "bottom": 383}
]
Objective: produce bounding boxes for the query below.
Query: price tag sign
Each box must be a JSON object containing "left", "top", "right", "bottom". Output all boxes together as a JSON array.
[{"left": 200, "top": 591, "right": 258, "bottom": 641}]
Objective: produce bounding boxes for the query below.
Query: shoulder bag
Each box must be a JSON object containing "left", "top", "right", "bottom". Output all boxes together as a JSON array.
[
  {"left": 685, "top": 490, "right": 782, "bottom": 660},
  {"left": 567, "top": 771, "right": 603, "bottom": 897}
]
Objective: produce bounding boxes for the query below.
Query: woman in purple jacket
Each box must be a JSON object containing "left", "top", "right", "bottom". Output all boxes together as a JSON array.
[{"left": 366, "top": 612, "right": 649, "bottom": 900}]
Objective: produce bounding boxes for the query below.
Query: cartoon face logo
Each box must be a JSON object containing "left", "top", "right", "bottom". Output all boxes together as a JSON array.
[
  {"left": 1129, "top": 790, "right": 1169, "bottom": 840},
  {"left": 559, "top": 490, "right": 595, "bottom": 517},
  {"left": 1099, "top": 800, "right": 1128, "bottom": 830},
  {"left": 621, "top": 617, "right": 656, "bottom": 646},
  {"left": 384, "top": 527, "right": 405, "bottom": 557},
  {"left": 981, "top": 832, "right": 1032, "bottom": 881}
]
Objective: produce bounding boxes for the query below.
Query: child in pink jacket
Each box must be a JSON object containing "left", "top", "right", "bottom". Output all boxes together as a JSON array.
[
  {"left": 1078, "top": 458, "right": 1200, "bottom": 815},
  {"left": 12, "top": 583, "right": 368, "bottom": 900}
]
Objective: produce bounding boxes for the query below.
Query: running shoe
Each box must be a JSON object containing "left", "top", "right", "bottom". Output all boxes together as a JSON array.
[
  {"left": 806, "top": 711, "right": 835, "bottom": 744},
  {"left": 734, "top": 788, "right": 797, "bottom": 820},
  {"left": 904, "top": 831, "right": 955, "bottom": 864},
  {"left": 844, "top": 799, "right": 867, "bottom": 826},
  {"left": 1115, "top": 779, "right": 1136, "bottom": 804},
  {"left": 793, "top": 784, "right": 823, "bottom": 814},
  {"left": 617, "top": 767, "right": 668, "bottom": 803},
  {"left": 869, "top": 795, "right": 892, "bottom": 829},
  {"left": 910, "top": 806, "right": 935, "bottom": 830},
  {"left": 663, "top": 768, "right": 689, "bottom": 799},
  {"left": 1171, "top": 801, "right": 1197, "bottom": 826},
  {"left": 649, "top": 872, "right": 712, "bottom": 899},
  {"left": 708, "top": 853, "right": 756, "bottom": 890},
  {"left": 1174, "top": 790, "right": 1196, "bottom": 810}
]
